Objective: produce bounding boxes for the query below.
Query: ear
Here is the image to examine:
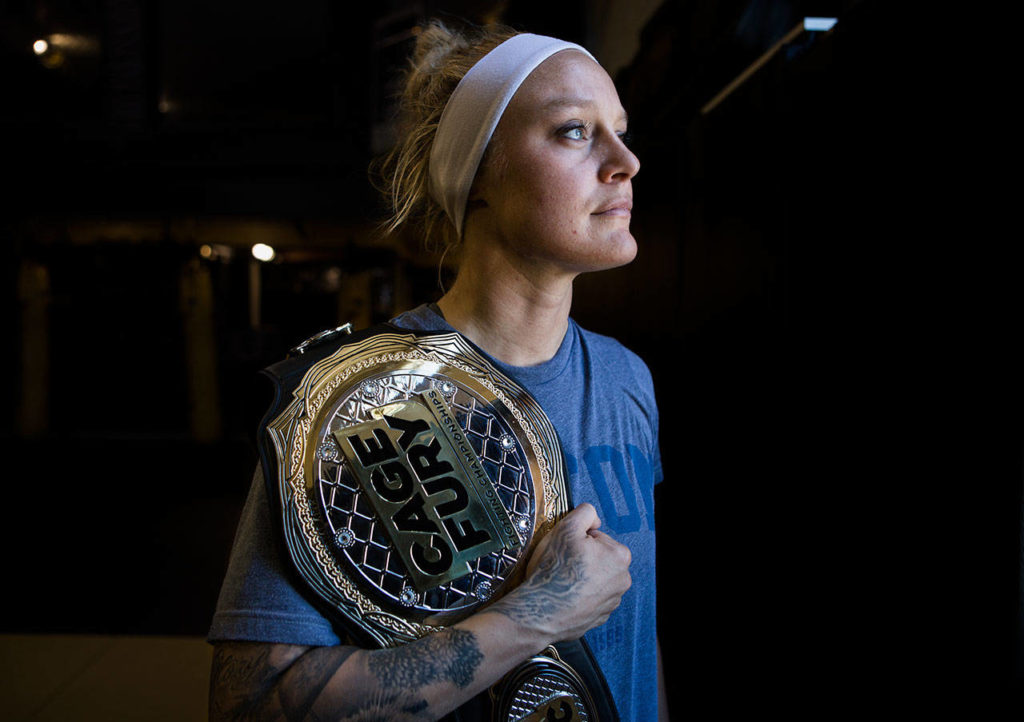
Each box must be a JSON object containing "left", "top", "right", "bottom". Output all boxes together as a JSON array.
[
  {"left": 468, "top": 138, "right": 507, "bottom": 208},
  {"left": 465, "top": 177, "right": 490, "bottom": 209}
]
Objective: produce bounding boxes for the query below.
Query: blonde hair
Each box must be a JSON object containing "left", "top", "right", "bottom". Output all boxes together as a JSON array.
[{"left": 375, "top": 20, "right": 519, "bottom": 253}]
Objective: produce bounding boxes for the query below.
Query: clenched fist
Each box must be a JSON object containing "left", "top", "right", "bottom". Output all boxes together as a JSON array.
[{"left": 491, "top": 503, "right": 632, "bottom": 644}]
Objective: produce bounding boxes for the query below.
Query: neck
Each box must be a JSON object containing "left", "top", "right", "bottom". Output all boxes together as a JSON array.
[{"left": 437, "top": 243, "right": 574, "bottom": 367}]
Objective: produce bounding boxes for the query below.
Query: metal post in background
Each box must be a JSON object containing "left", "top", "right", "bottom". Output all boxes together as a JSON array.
[
  {"left": 180, "top": 256, "right": 222, "bottom": 442},
  {"left": 16, "top": 259, "right": 50, "bottom": 437},
  {"left": 248, "top": 256, "right": 261, "bottom": 330}
]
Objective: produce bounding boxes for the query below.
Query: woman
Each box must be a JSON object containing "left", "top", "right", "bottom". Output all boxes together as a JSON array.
[{"left": 209, "top": 21, "right": 663, "bottom": 722}]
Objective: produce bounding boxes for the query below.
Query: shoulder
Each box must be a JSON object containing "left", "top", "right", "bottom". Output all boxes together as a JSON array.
[
  {"left": 390, "top": 303, "right": 449, "bottom": 333},
  {"left": 572, "top": 322, "right": 655, "bottom": 391}
]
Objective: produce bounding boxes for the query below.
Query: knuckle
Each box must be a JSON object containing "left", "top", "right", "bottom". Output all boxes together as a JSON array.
[
  {"left": 609, "top": 540, "right": 631, "bottom": 565},
  {"left": 576, "top": 503, "right": 598, "bottom": 523}
]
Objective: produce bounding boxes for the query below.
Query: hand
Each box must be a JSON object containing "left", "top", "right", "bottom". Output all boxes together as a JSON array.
[{"left": 492, "top": 503, "right": 632, "bottom": 644}]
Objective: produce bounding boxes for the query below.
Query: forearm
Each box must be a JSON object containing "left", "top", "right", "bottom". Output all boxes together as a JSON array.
[
  {"left": 313, "top": 610, "right": 548, "bottom": 721},
  {"left": 210, "top": 503, "right": 628, "bottom": 721},
  {"left": 211, "top": 609, "right": 550, "bottom": 722}
]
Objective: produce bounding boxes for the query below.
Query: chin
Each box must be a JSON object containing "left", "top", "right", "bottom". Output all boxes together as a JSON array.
[
  {"left": 574, "top": 232, "right": 638, "bottom": 274},
  {"left": 604, "top": 230, "right": 639, "bottom": 268}
]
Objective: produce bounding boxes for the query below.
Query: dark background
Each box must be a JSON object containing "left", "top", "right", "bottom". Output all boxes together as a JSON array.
[{"left": 3, "top": 0, "right": 1019, "bottom": 714}]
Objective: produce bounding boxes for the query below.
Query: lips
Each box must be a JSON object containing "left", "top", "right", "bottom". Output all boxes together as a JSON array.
[{"left": 592, "top": 198, "right": 633, "bottom": 216}]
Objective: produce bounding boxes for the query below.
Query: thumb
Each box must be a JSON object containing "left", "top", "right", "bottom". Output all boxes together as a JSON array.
[
  {"left": 524, "top": 504, "right": 597, "bottom": 578},
  {"left": 561, "top": 502, "right": 600, "bottom": 536}
]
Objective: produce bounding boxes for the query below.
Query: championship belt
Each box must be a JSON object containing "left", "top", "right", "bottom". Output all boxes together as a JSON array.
[{"left": 257, "top": 323, "right": 618, "bottom": 722}]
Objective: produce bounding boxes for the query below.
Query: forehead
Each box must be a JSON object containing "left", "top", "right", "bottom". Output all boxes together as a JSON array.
[{"left": 504, "top": 50, "right": 626, "bottom": 123}]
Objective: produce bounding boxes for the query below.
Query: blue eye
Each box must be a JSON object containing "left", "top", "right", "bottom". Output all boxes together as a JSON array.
[
  {"left": 560, "top": 124, "right": 588, "bottom": 141},
  {"left": 618, "top": 129, "right": 634, "bottom": 147}
]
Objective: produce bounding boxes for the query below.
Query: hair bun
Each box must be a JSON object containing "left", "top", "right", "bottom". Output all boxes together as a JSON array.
[
  {"left": 374, "top": 20, "right": 518, "bottom": 252},
  {"left": 411, "top": 21, "right": 470, "bottom": 75}
]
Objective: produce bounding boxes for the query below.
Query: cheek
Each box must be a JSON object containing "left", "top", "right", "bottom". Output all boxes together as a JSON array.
[
  {"left": 500, "top": 150, "right": 588, "bottom": 240},
  {"left": 520, "top": 168, "right": 583, "bottom": 218}
]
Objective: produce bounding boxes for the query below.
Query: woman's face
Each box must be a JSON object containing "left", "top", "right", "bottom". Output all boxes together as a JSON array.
[{"left": 469, "top": 50, "right": 640, "bottom": 278}]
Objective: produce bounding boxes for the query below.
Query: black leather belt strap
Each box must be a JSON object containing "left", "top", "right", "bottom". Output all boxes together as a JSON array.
[
  {"left": 256, "top": 322, "right": 399, "bottom": 552},
  {"left": 548, "top": 638, "right": 620, "bottom": 722}
]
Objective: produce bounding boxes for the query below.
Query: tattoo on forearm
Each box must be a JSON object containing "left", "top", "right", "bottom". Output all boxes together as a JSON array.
[
  {"left": 319, "top": 689, "right": 429, "bottom": 722},
  {"left": 491, "top": 529, "right": 585, "bottom": 624},
  {"left": 402, "top": 700, "right": 429, "bottom": 715},
  {"left": 279, "top": 646, "right": 358, "bottom": 720},
  {"left": 211, "top": 630, "right": 481, "bottom": 721},
  {"left": 211, "top": 643, "right": 357, "bottom": 721},
  {"left": 210, "top": 645, "right": 278, "bottom": 720},
  {"left": 369, "top": 628, "right": 483, "bottom": 691}
]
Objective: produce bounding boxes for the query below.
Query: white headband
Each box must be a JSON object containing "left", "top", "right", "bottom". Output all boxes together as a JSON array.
[{"left": 428, "top": 33, "right": 595, "bottom": 238}]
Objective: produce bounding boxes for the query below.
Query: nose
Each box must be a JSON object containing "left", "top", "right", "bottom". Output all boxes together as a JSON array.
[{"left": 599, "top": 133, "right": 640, "bottom": 183}]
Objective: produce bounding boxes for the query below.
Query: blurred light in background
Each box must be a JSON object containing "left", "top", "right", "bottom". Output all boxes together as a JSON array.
[
  {"left": 46, "top": 33, "right": 101, "bottom": 54},
  {"left": 804, "top": 17, "right": 837, "bottom": 31},
  {"left": 32, "top": 32, "right": 101, "bottom": 69},
  {"left": 198, "top": 244, "right": 234, "bottom": 262},
  {"left": 251, "top": 243, "right": 276, "bottom": 262},
  {"left": 323, "top": 266, "right": 342, "bottom": 292}
]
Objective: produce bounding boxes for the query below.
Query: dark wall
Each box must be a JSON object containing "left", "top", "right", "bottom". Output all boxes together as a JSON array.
[{"left": 601, "top": 0, "right": 1020, "bottom": 711}]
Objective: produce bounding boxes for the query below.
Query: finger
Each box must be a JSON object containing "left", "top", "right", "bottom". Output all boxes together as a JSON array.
[{"left": 589, "top": 530, "right": 632, "bottom": 565}]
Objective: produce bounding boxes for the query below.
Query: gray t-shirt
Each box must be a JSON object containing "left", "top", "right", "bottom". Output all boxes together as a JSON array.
[{"left": 209, "top": 305, "right": 663, "bottom": 721}]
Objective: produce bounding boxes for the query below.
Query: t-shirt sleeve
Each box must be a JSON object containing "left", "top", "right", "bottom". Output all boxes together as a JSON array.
[{"left": 207, "top": 466, "right": 342, "bottom": 646}]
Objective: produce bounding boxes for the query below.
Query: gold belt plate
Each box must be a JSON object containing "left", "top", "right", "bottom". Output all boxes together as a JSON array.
[
  {"left": 335, "top": 390, "right": 521, "bottom": 592},
  {"left": 263, "top": 330, "right": 569, "bottom": 647}
]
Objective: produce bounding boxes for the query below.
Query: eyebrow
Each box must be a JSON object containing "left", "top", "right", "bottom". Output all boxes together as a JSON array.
[{"left": 540, "top": 97, "right": 629, "bottom": 124}]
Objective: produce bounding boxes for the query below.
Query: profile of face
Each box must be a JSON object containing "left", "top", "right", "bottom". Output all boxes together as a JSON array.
[{"left": 468, "top": 50, "right": 641, "bottom": 278}]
